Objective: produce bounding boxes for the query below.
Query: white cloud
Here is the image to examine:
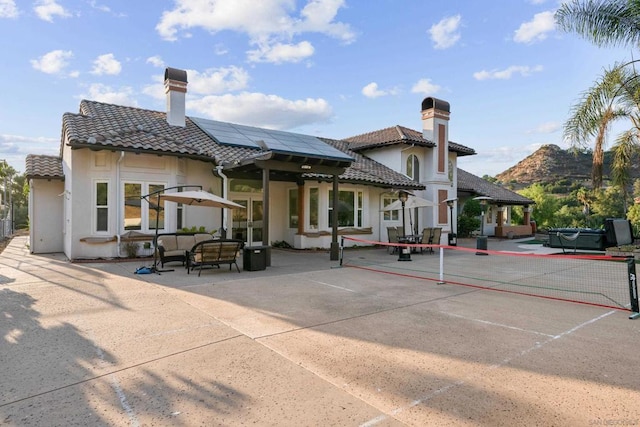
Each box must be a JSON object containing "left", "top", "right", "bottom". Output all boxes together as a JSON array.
[
  {"left": 247, "top": 40, "right": 314, "bottom": 63},
  {"left": 34, "top": 0, "right": 71, "bottom": 22},
  {"left": 188, "top": 66, "right": 250, "bottom": 94},
  {"left": 30, "top": 49, "right": 75, "bottom": 75},
  {"left": 361, "top": 82, "right": 399, "bottom": 99},
  {"left": 81, "top": 83, "right": 138, "bottom": 107},
  {"left": 0, "top": 134, "right": 59, "bottom": 172},
  {"left": 187, "top": 92, "right": 333, "bottom": 130},
  {"left": 429, "top": 15, "right": 461, "bottom": 50},
  {"left": 141, "top": 66, "right": 250, "bottom": 101},
  {"left": 514, "top": 11, "right": 555, "bottom": 44},
  {"left": 473, "top": 65, "right": 543, "bottom": 80},
  {"left": 156, "top": 0, "right": 354, "bottom": 63},
  {"left": 146, "top": 56, "right": 165, "bottom": 68},
  {"left": 91, "top": 53, "right": 122, "bottom": 75},
  {"left": 0, "top": 0, "right": 19, "bottom": 18},
  {"left": 528, "top": 121, "right": 561, "bottom": 134},
  {"left": 411, "top": 78, "right": 442, "bottom": 95}
]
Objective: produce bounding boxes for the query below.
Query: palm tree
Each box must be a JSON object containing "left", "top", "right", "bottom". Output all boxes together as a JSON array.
[
  {"left": 555, "top": 0, "right": 640, "bottom": 49},
  {"left": 562, "top": 63, "right": 640, "bottom": 189},
  {"left": 556, "top": 1, "right": 640, "bottom": 190}
]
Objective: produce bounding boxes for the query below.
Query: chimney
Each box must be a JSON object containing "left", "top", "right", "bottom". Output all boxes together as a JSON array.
[
  {"left": 421, "top": 97, "right": 450, "bottom": 175},
  {"left": 164, "top": 67, "right": 188, "bottom": 127}
]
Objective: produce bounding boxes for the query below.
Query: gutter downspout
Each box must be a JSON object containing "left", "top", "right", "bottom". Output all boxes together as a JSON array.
[
  {"left": 215, "top": 165, "right": 228, "bottom": 237},
  {"left": 116, "top": 151, "right": 125, "bottom": 257}
]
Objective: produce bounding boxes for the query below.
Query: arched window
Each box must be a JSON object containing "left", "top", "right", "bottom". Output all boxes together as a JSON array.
[{"left": 406, "top": 154, "right": 420, "bottom": 182}]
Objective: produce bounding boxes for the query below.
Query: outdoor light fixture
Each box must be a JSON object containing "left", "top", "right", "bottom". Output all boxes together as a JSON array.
[
  {"left": 398, "top": 190, "right": 412, "bottom": 261},
  {"left": 300, "top": 164, "right": 312, "bottom": 170},
  {"left": 444, "top": 198, "right": 457, "bottom": 246}
]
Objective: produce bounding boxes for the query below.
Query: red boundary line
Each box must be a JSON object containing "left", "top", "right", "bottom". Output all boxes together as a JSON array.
[
  {"left": 342, "top": 236, "right": 622, "bottom": 261},
  {"left": 344, "top": 264, "right": 628, "bottom": 312}
]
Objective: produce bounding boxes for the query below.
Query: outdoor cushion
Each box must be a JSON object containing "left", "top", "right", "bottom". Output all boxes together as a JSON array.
[
  {"left": 177, "top": 235, "right": 195, "bottom": 251},
  {"left": 159, "top": 236, "right": 178, "bottom": 252}
]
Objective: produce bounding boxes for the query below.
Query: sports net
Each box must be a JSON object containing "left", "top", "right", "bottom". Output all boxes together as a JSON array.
[{"left": 340, "top": 236, "right": 637, "bottom": 313}]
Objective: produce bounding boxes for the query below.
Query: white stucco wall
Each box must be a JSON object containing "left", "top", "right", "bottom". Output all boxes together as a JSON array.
[
  {"left": 29, "top": 179, "right": 64, "bottom": 253},
  {"left": 61, "top": 148, "right": 219, "bottom": 260}
]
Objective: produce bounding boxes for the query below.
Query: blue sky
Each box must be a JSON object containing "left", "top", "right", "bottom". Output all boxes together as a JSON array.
[{"left": 0, "top": 0, "right": 632, "bottom": 176}]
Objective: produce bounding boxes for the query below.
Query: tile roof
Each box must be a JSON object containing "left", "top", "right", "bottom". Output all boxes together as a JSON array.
[
  {"left": 343, "top": 125, "right": 476, "bottom": 156},
  {"left": 25, "top": 154, "right": 64, "bottom": 180},
  {"left": 457, "top": 168, "right": 534, "bottom": 205},
  {"left": 57, "top": 100, "right": 422, "bottom": 190},
  {"left": 317, "top": 138, "right": 424, "bottom": 189}
]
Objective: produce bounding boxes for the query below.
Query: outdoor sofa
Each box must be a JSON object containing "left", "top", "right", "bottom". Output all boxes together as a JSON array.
[
  {"left": 155, "top": 232, "right": 214, "bottom": 267},
  {"left": 187, "top": 239, "right": 244, "bottom": 276}
]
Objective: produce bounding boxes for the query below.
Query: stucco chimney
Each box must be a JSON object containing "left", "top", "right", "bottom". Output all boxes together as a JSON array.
[
  {"left": 421, "top": 97, "right": 450, "bottom": 175},
  {"left": 164, "top": 67, "right": 188, "bottom": 127},
  {"left": 421, "top": 97, "right": 449, "bottom": 142}
]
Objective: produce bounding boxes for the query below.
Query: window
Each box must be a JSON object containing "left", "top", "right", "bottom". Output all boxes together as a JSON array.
[
  {"left": 407, "top": 154, "right": 420, "bottom": 182},
  {"left": 149, "top": 184, "right": 165, "bottom": 230},
  {"left": 123, "top": 182, "right": 166, "bottom": 232},
  {"left": 329, "top": 190, "right": 363, "bottom": 227},
  {"left": 289, "top": 188, "right": 298, "bottom": 228},
  {"left": 309, "top": 187, "right": 319, "bottom": 229},
  {"left": 382, "top": 196, "right": 399, "bottom": 221},
  {"left": 124, "top": 183, "right": 142, "bottom": 230},
  {"left": 95, "top": 182, "right": 108, "bottom": 232}
]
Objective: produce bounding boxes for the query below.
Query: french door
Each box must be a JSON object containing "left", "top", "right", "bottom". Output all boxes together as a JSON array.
[{"left": 231, "top": 198, "right": 263, "bottom": 246}]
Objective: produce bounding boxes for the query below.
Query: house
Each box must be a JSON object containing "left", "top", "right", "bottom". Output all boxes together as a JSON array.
[
  {"left": 456, "top": 168, "right": 535, "bottom": 237},
  {"left": 25, "top": 67, "right": 524, "bottom": 261}
]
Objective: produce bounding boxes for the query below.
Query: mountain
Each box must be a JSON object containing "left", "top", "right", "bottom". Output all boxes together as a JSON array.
[{"left": 494, "top": 144, "right": 640, "bottom": 188}]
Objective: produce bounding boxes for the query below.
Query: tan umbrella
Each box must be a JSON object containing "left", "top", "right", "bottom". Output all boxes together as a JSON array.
[
  {"left": 160, "top": 190, "right": 245, "bottom": 209},
  {"left": 381, "top": 195, "right": 436, "bottom": 211}
]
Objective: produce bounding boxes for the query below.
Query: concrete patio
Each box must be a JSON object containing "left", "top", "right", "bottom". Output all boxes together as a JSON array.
[{"left": 1, "top": 235, "right": 638, "bottom": 426}]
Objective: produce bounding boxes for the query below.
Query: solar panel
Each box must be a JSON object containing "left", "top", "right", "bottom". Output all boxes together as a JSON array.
[{"left": 191, "top": 116, "right": 352, "bottom": 161}]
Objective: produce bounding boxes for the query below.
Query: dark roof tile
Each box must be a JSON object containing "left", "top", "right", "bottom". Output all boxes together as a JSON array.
[
  {"left": 26, "top": 154, "right": 64, "bottom": 179},
  {"left": 457, "top": 168, "right": 534, "bottom": 205},
  {"left": 344, "top": 125, "right": 475, "bottom": 156}
]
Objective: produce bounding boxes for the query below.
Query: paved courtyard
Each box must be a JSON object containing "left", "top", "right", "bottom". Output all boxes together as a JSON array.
[{"left": 1, "top": 236, "right": 639, "bottom": 426}]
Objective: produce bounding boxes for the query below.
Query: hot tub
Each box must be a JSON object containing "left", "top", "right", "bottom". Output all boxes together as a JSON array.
[{"left": 548, "top": 228, "right": 606, "bottom": 251}]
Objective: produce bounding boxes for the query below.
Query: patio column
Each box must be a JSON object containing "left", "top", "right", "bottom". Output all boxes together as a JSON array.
[
  {"left": 523, "top": 205, "right": 531, "bottom": 225},
  {"left": 262, "top": 166, "right": 270, "bottom": 247},
  {"left": 496, "top": 205, "right": 504, "bottom": 227},
  {"left": 330, "top": 174, "right": 340, "bottom": 260}
]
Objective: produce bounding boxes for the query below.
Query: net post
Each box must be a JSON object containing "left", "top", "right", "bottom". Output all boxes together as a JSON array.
[
  {"left": 627, "top": 257, "right": 640, "bottom": 319},
  {"left": 437, "top": 246, "right": 445, "bottom": 284},
  {"left": 339, "top": 236, "right": 344, "bottom": 267}
]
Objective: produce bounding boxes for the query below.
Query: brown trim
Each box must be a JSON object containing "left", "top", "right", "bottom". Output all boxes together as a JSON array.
[
  {"left": 438, "top": 189, "right": 448, "bottom": 224},
  {"left": 437, "top": 124, "right": 445, "bottom": 173}
]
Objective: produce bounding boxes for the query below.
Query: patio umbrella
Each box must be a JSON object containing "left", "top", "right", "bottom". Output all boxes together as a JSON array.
[
  {"left": 144, "top": 190, "right": 244, "bottom": 273},
  {"left": 160, "top": 190, "right": 245, "bottom": 209},
  {"left": 381, "top": 195, "right": 436, "bottom": 212},
  {"left": 382, "top": 195, "right": 436, "bottom": 235}
]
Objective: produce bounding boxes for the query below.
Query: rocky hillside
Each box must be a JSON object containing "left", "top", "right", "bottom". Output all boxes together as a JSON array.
[{"left": 494, "top": 144, "right": 640, "bottom": 188}]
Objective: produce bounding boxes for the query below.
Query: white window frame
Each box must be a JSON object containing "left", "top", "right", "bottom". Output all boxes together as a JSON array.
[
  {"left": 382, "top": 195, "right": 399, "bottom": 221},
  {"left": 122, "top": 181, "right": 168, "bottom": 233},
  {"left": 94, "top": 180, "right": 110, "bottom": 234},
  {"left": 328, "top": 189, "right": 364, "bottom": 228},
  {"left": 407, "top": 154, "right": 420, "bottom": 182}
]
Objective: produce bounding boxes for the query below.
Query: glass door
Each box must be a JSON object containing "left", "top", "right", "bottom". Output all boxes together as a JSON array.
[{"left": 232, "top": 198, "right": 263, "bottom": 246}]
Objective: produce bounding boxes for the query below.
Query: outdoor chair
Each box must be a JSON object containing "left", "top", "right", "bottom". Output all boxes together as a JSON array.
[
  {"left": 387, "top": 226, "right": 400, "bottom": 254},
  {"left": 420, "top": 228, "right": 433, "bottom": 254},
  {"left": 429, "top": 227, "right": 442, "bottom": 253}
]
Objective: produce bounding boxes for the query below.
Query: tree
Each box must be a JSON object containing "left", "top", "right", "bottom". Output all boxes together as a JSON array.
[
  {"left": 518, "top": 183, "right": 559, "bottom": 228},
  {"left": 561, "top": 63, "right": 640, "bottom": 189},
  {"left": 556, "top": 1, "right": 640, "bottom": 190},
  {"left": 555, "top": 0, "right": 640, "bottom": 49}
]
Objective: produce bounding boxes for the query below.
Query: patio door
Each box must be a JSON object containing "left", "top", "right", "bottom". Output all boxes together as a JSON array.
[{"left": 231, "top": 198, "right": 263, "bottom": 246}]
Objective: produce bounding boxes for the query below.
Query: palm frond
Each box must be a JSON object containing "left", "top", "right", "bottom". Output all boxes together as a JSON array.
[{"left": 555, "top": 0, "right": 640, "bottom": 48}]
